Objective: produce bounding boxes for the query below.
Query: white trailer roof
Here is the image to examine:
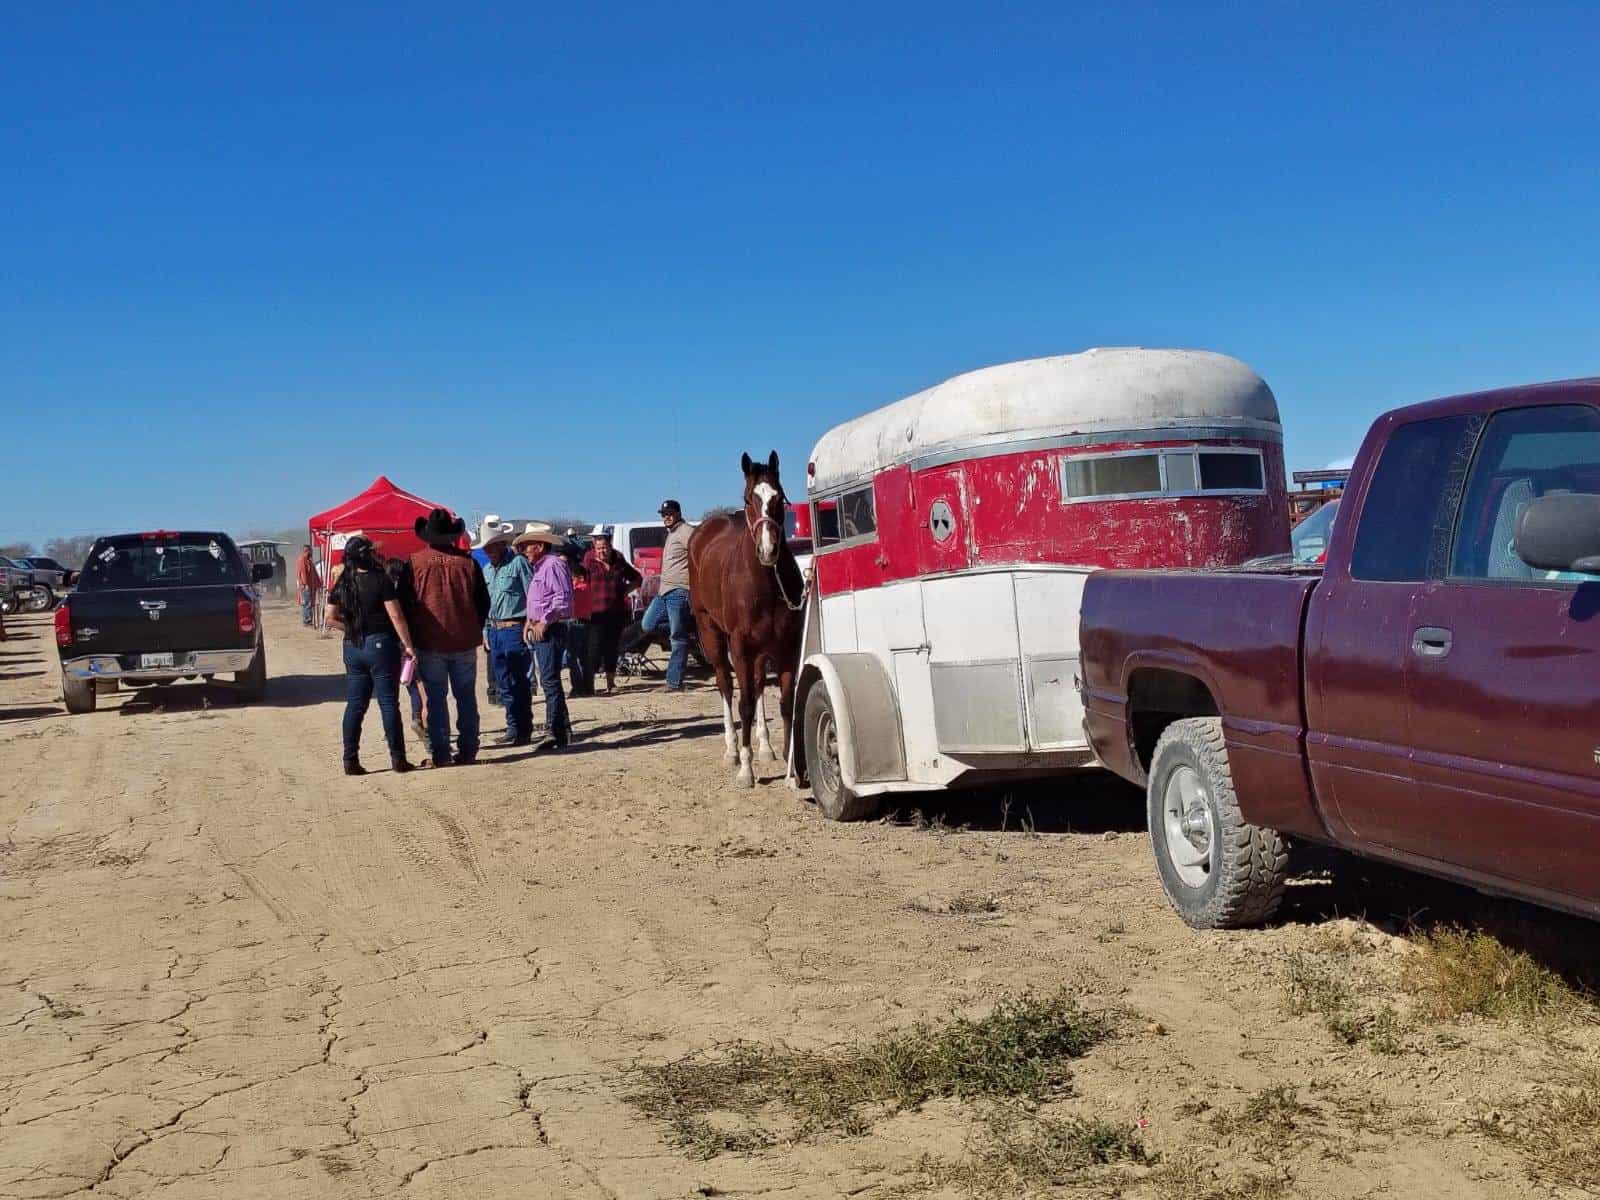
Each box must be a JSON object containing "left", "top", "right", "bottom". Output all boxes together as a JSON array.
[{"left": 807, "top": 348, "right": 1280, "bottom": 492}]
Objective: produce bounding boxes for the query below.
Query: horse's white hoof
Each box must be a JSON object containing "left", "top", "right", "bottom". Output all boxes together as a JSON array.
[{"left": 757, "top": 743, "right": 777, "bottom": 763}]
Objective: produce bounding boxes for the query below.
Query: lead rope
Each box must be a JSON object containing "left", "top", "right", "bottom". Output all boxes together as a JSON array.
[{"left": 771, "top": 559, "right": 807, "bottom": 611}]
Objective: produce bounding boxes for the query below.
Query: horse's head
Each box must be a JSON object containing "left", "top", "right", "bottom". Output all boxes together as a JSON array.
[{"left": 741, "top": 450, "right": 787, "bottom": 567}]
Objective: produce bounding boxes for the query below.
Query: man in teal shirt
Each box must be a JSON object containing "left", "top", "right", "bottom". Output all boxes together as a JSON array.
[{"left": 482, "top": 526, "right": 535, "bottom": 745}]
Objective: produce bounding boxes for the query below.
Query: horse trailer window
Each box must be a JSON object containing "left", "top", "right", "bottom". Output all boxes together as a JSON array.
[
  {"left": 1063, "top": 454, "right": 1161, "bottom": 499},
  {"left": 1063, "top": 447, "right": 1266, "bottom": 502},
  {"left": 814, "top": 487, "right": 876, "bottom": 549},
  {"left": 840, "top": 488, "right": 876, "bottom": 539},
  {"left": 1198, "top": 451, "right": 1264, "bottom": 491},
  {"left": 814, "top": 501, "right": 840, "bottom": 546}
]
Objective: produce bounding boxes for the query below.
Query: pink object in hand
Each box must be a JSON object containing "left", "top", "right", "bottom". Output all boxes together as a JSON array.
[{"left": 400, "top": 655, "right": 416, "bottom": 686}]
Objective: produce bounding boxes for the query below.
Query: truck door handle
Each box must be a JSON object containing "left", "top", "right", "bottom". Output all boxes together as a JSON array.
[{"left": 1412, "top": 626, "right": 1452, "bottom": 657}]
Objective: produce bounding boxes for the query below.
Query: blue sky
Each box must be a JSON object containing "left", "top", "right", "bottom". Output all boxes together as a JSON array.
[{"left": 4, "top": 3, "right": 1598, "bottom": 544}]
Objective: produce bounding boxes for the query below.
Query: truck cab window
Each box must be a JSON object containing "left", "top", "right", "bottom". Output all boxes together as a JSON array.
[
  {"left": 1349, "top": 415, "right": 1476, "bottom": 582},
  {"left": 1449, "top": 404, "right": 1600, "bottom": 582}
]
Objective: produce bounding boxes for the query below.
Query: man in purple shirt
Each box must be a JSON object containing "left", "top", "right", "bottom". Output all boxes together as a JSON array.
[{"left": 514, "top": 527, "right": 574, "bottom": 754}]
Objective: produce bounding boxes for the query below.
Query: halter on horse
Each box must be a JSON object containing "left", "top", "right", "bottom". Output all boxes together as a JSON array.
[{"left": 742, "top": 453, "right": 805, "bottom": 611}]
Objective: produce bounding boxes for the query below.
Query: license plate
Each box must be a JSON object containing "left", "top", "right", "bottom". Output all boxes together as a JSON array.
[{"left": 140, "top": 653, "right": 174, "bottom": 669}]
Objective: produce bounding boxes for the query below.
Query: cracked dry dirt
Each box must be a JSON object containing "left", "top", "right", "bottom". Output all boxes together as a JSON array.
[{"left": 0, "top": 606, "right": 1592, "bottom": 1199}]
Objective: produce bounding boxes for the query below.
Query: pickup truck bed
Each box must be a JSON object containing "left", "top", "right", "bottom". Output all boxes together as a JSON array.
[
  {"left": 1081, "top": 379, "right": 1600, "bottom": 928},
  {"left": 56, "top": 531, "right": 269, "bottom": 713},
  {"left": 1081, "top": 566, "right": 1324, "bottom": 842}
]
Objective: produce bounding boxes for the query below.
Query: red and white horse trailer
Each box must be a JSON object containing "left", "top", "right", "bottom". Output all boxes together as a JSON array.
[{"left": 790, "top": 347, "right": 1289, "bottom": 819}]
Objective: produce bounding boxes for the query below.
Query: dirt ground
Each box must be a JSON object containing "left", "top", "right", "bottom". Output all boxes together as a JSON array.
[{"left": 1, "top": 605, "right": 1596, "bottom": 1199}]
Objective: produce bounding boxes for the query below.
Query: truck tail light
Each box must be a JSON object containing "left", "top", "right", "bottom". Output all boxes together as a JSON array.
[
  {"left": 236, "top": 592, "right": 257, "bottom": 634},
  {"left": 54, "top": 603, "right": 73, "bottom": 647}
]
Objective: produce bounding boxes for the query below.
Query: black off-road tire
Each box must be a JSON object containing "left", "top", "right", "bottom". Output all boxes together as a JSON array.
[
  {"left": 62, "top": 672, "right": 96, "bottom": 714},
  {"left": 235, "top": 644, "right": 267, "bottom": 701},
  {"left": 24, "top": 586, "right": 54, "bottom": 613},
  {"left": 1147, "top": 717, "right": 1290, "bottom": 929},
  {"left": 803, "top": 685, "right": 881, "bottom": 822}
]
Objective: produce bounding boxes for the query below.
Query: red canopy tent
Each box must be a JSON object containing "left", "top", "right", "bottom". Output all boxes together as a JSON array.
[{"left": 306, "top": 478, "right": 462, "bottom": 613}]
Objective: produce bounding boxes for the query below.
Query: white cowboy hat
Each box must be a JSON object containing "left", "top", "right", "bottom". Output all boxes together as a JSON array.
[
  {"left": 589, "top": 524, "right": 614, "bottom": 538},
  {"left": 512, "top": 522, "right": 563, "bottom": 548},
  {"left": 475, "top": 515, "right": 515, "bottom": 548}
]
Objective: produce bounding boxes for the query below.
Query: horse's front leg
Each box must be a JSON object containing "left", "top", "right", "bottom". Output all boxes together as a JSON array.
[
  {"left": 753, "top": 682, "right": 777, "bottom": 762},
  {"left": 777, "top": 667, "right": 797, "bottom": 771},
  {"left": 732, "top": 652, "right": 758, "bottom": 789}
]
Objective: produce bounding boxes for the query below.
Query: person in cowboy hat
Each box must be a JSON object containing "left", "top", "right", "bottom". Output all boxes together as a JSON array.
[
  {"left": 514, "top": 525, "right": 574, "bottom": 754},
  {"left": 405, "top": 508, "right": 490, "bottom": 767},
  {"left": 481, "top": 521, "right": 537, "bottom": 746},
  {"left": 581, "top": 524, "right": 642, "bottom": 694},
  {"left": 630, "top": 499, "right": 694, "bottom": 691}
]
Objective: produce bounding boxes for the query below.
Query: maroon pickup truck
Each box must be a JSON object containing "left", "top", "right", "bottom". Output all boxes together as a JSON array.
[{"left": 1081, "top": 379, "right": 1600, "bottom": 928}]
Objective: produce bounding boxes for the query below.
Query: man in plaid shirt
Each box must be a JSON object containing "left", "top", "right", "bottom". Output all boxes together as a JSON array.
[{"left": 580, "top": 526, "right": 642, "bottom": 694}]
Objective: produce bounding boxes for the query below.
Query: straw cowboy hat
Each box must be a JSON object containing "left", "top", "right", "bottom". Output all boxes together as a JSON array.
[{"left": 512, "top": 522, "right": 563, "bottom": 549}]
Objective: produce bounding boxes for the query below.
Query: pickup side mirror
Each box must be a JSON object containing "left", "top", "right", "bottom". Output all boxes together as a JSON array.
[
  {"left": 250, "top": 562, "right": 275, "bottom": 582},
  {"left": 1515, "top": 493, "right": 1600, "bottom": 574}
]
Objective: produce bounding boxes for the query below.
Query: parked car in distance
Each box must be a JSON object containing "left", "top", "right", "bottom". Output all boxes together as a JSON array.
[
  {"left": 17, "top": 556, "right": 75, "bottom": 590},
  {"left": 1080, "top": 379, "right": 1600, "bottom": 928},
  {"left": 55, "top": 531, "right": 273, "bottom": 713},
  {"left": 0, "top": 557, "right": 55, "bottom": 612},
  {"left": 1289, "top": 499, "right": 1338, "bottom": 563}
]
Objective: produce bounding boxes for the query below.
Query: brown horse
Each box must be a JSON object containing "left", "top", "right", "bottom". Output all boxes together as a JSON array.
[{"left": 688, "top": 451, "right": 807, "bottom": 787}]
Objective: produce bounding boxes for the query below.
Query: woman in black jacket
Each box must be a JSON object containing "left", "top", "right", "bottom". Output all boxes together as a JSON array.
[{"left": 325, "top": 536, "right": 420, "bottom": 775}]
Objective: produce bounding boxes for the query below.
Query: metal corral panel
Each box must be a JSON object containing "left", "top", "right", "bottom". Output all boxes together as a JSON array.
[{"left": 931, "top": 660, "right": 1027, "bottom": 753}]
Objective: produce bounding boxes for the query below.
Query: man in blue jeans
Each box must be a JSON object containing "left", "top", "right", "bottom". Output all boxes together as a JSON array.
[
  {"left": 515, "top": 527, "right": 574, "bottom": 754},
  {"left": 404, "top": 509, "right": 490, "bottom": 767},
  {"left": 480, "top": 526, "right": 534, "bottom": 746},
  {"left": 634, "top": 499, "right": 694, "bottom": 690}
]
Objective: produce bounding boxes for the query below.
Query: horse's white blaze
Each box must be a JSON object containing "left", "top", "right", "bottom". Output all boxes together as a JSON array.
[{"left": 752, "top": 481, "right": 779, "bottom": 562}]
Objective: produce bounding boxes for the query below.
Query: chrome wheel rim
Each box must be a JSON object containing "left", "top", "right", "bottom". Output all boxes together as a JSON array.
[{"left": 1162, "top": 765, "right": 1214, "bottom": 889}]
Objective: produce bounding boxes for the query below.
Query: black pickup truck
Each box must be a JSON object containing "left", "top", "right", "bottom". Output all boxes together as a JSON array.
[{"left": 54, "top": 531, "right": 272, "bottom": 713}]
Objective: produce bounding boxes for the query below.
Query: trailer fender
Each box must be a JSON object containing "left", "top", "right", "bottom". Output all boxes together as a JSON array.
[{"left": 795, "top": 652, "right": 907, "bottom": 791}]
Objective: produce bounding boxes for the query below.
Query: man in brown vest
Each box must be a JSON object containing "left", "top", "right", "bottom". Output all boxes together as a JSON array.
[{"left": 405, "top": 509, "right": 490, "bottom": 768}]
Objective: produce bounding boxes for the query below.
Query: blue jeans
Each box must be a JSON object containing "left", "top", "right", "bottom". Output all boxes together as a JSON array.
[
  {"left": 531, "top": 624, "right": 570, "bottom": 743},
  {"left": 299, "top": 586, "right": 314, "bottom": 625},
  {"left": 565, "top": 620, "right": 594, "bottom": 696},
  {"left": 488, "top": 625, "right": 534, "bottom": 740},
  {"left": 640, "top": 588, "right": 692, "bottom": 687},
  {"left": 342, "top": 634, "right": 405, "bottom": 763},
  {"left": 417, "top": 649, "right": 480, "bottom": 762}
]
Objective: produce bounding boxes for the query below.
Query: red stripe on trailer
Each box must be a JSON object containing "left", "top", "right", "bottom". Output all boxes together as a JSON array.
[{"left": 813, "top": 438, "right": 1287, "bottom": 597}]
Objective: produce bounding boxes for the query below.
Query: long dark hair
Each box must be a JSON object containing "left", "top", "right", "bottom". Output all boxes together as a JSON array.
[{"left": 330, "top": 536, "right": 379, "bottom": 624}]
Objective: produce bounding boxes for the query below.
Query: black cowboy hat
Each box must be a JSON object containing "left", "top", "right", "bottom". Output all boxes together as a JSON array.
[{"left": 414, "top": 508, "right": 466, "bottom": 544}]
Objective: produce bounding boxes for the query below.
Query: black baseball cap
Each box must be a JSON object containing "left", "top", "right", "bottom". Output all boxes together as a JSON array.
[{"left": 658, "top": 499, "right": 682, "bottom": 516}]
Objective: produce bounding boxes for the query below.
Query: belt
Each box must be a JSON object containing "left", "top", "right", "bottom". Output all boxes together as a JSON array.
[{"left": 490, "top": 618, "right": 526, "bottom": 629}]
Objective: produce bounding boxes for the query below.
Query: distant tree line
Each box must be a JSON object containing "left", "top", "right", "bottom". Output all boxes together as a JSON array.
[{"left": 0, "top": 536, "right": 98, "bottom": 568}]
